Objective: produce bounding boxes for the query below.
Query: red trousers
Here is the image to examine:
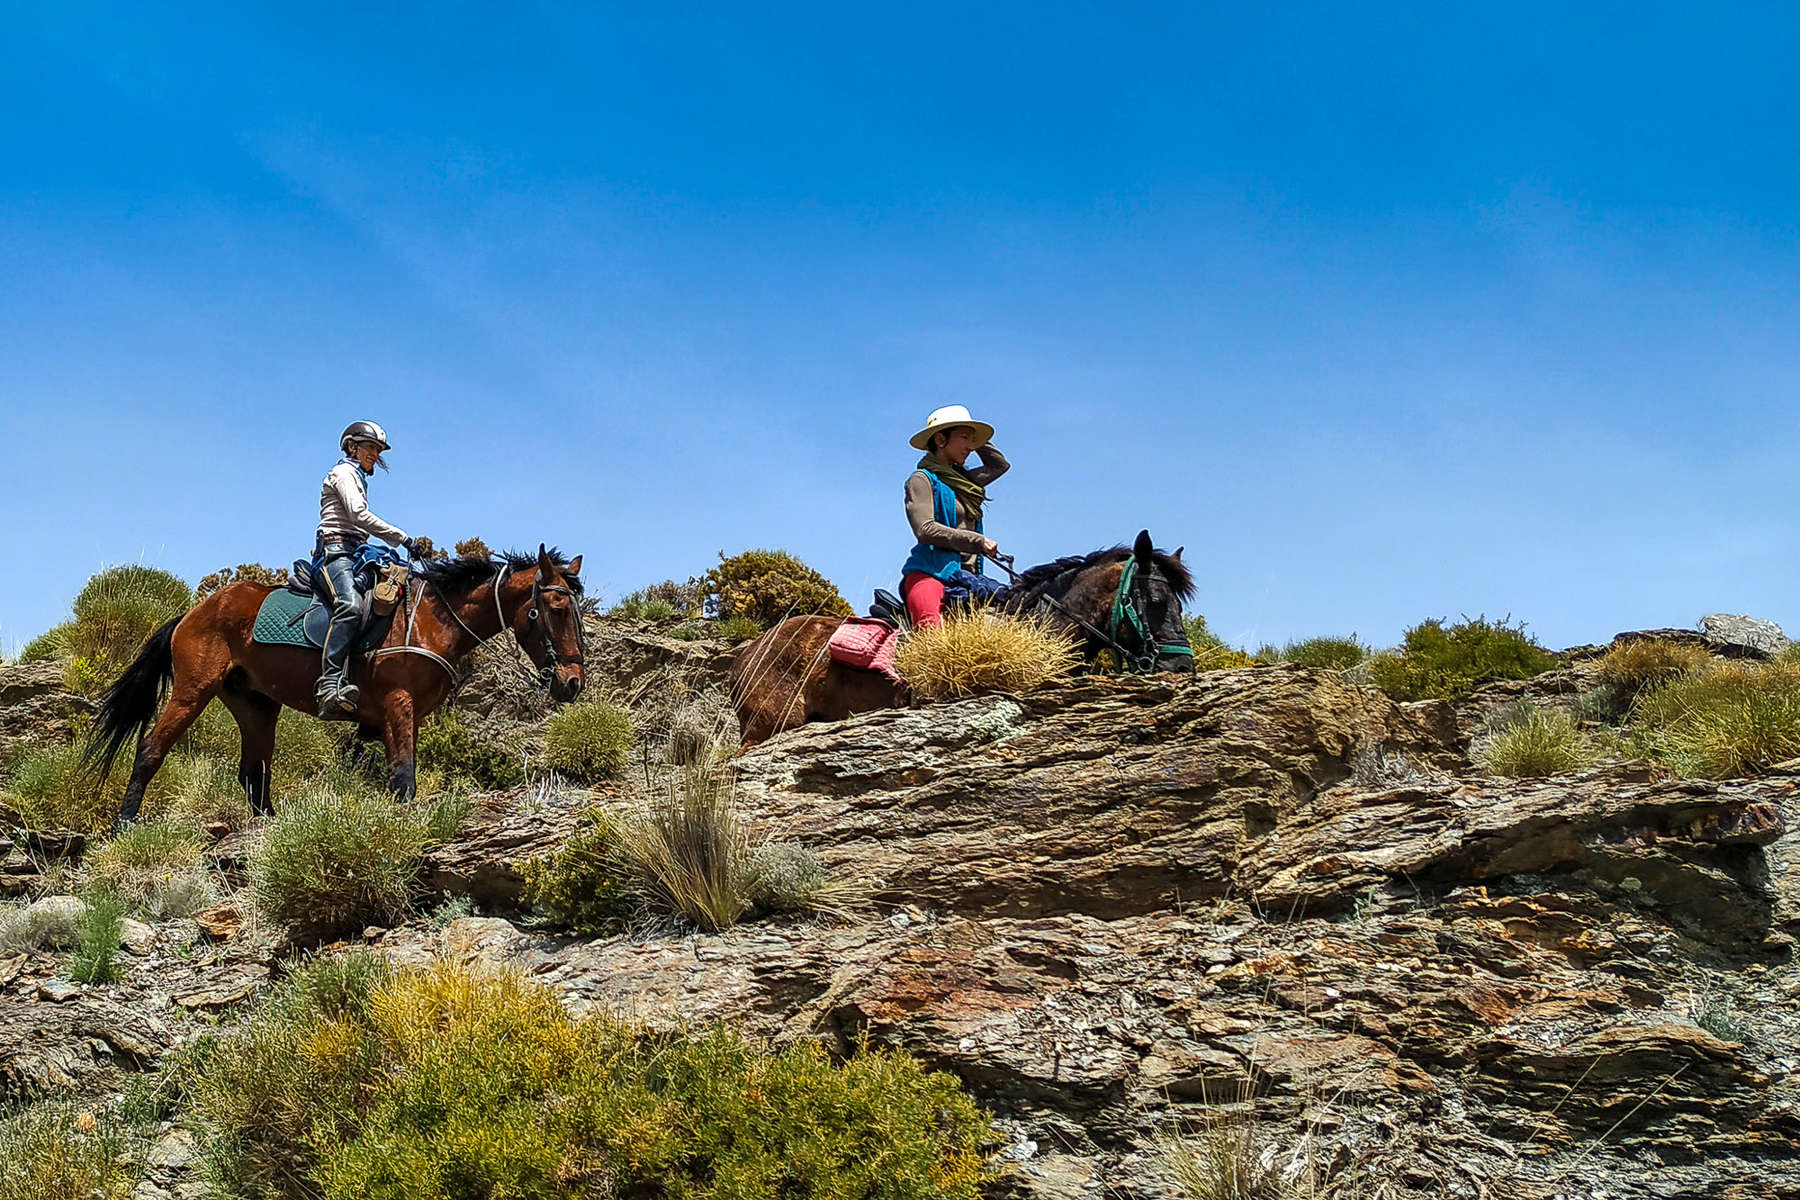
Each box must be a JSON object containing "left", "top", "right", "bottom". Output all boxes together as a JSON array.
[{"left": 901, "top": 571, "right": 946, "bottom": 628}]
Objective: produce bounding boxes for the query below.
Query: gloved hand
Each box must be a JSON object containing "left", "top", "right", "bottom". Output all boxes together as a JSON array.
[{"left": 403, "top": 536, "right": 429, "bottom": 558}]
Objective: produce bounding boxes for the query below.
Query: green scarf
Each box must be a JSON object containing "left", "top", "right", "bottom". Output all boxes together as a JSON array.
[{"left": 917, "top": 453, "right": 986, "bottom": 525}]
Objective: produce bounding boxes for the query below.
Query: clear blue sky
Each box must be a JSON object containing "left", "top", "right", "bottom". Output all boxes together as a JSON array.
[{"left": 4, "top": 3, "right": 1796, "bottom": 653}]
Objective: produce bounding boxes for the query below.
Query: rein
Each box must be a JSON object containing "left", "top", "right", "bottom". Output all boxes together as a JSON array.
[
  {"left": 383, "top": 564, "right": 585, "bottom": 691},
  {"left": 990, "top": 553, "right": 1188, "bottom": 673}
]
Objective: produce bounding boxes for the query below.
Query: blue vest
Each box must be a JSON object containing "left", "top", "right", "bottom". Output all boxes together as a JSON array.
[{"left": 901, "top": 470, "right": 983, "bottom": 582}]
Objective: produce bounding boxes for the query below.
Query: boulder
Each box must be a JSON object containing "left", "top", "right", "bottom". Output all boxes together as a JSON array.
[{"left": 1700, "top": 613, "right": 1789, "bottom": 659}]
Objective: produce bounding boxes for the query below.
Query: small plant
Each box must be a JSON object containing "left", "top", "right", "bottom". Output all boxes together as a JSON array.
[
  {"left": 453, "top": 536, "right": 493, "bottom": 561},
  {"left": 543, "top": 700, "right": 634, "bottom": 783},
  {"left": 705, "top": 549, "right": 852, "bottom": 628},
  {"left": 1630, "top": 659, "right": 1800, "bottom": 779},
  {"left": 522, "top": 814, "right": 637, "bottom": 934},
  {"left": 68, "top": 889, "right": 127, "bottom": 984},
  {"left": 416, "top": 709, "right": 525, "bottom": 790},
  {"left": 0, "top": 1100, "right": 140, "bottom": 1200},
  {"left": 612, "top": 755, "right": 752, "bottom": 931},
  {"left": 85, "top": 818, "right": 216, "bottom": 920},
  {"left": 1184, "top": 615, "right": 1255, "bottom": 671},
  {"left": 1477, "top": 703, "right": 1593, "bottom": 778},
  {"left": 1159, "top": 1122, "right": 1285, "bottom": 1200},
  {"left": 249, "top": 781, "right": 434, "bottom": 936},
  {"left": 1598, "top": 638, "right": 1709, "bottom": 696},
  {"left": 747, "top": 841, "right": 862, "bottom": 920},
  {"left": 0, "top": 897, "right": 85, "bottom": 954},
  {"left": 1262, "top": 635, "right": 1368, "bottom": 671},
  {"left": 17, "top": 623, "right": 73, "bottom": 663},
  {"left": 895, "top": 612, "right": 1079, "bottom": 701},
  {"left": 610, "top": 577, "right": 706, "bottom": 620},
  {"left": 715, "top": 614, "right": 764, "bottom": 642},
  {"left": 1368, "top": 615, "right": 1560, "bottom": 702},
  {"left": 1694, "top": 984, "right": 1747, "bottom": 1043},
  {"left": 427, "top": 895, "right": 476, "bottom": 928}
]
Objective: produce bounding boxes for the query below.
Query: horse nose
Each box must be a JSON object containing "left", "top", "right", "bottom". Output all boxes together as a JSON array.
[{"left": 567, "top": 675, "right": 583, "bottom": 697}]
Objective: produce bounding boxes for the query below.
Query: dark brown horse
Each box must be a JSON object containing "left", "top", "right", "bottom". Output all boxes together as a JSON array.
[
  {"left": 731, "top": 531, "right": 1194, "bottom": 746},
  {"left": 88, "top": 546, "right": 586, "bottom": 826}
]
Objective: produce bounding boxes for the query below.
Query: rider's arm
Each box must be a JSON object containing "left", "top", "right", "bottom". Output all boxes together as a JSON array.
[
  {"left": 964, "top": 443, "right": 1010, "bottom": 486},
  {"left": 905, "top": 471, "right": 987, "bottom": 554},
  {"left": 329, "top": 465, "right": 409, "bottom": 547}
]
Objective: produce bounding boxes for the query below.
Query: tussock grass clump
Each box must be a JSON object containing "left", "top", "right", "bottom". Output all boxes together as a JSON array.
[
  {"left": 58, "top": 565, "right": 193, "bottom": 696},
  {"left": 1630, "top": 659, "right": 1800, "bottom": 779},
  {"left": 522, "top": 814, "right": 637, "bottom": 935},
  {"left": 1477, "top": 704, "right": 1594, "bottom": 778},
  {"left": 1160, "top": 1123, "right": 1284, "bottom": 1200},
  {"left": 416, "top": 709, "right": 525, "bottom": 790},
  {"left": 249, "top": 782, "right": 441, "bottom": 936},
  {"left": 183, "top": 957, "right": 992, "bottom": 1200},
  {"left": 1368, "top": 616, "right": 1559, "bottom": 702},
  {"left": 896, "top": 613, "right": 1079, "bottom": 701},
  {"left": 0, "top": 898, "right": 84, "bottom": 954},
  {"left": 543, "top": 700, "right": 634, "bottom": 783},
  {"left": 0, "top": 1100, "right": 140, "bottom": 1200},
  {"left": 715, "top": 614, "right": 764, "bottom": 642},
  {"left": 1598, "top": 638, "right": 1710, "bottom": 696},
  {"left": 705, "top": 549, "right": 852, "bottom": 628},
  {"left": 18, "top": 623, "right": 74, "bottom": 663},
  {"left": 86, "top": 819, "right": 216, "bottom": 921},
  {"left": 610, "top": 577, "right": 705, "bottom": 621},
  {"left": 747, "top": 841, "right": 863, "bottom": 920},
  {"left": 613, "top": 755, "right": 752, "bottom": 931}
]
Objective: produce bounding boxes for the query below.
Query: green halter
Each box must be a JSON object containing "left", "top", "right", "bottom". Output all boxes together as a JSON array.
[{"left": 1109, "top": 557, "right": 1196, "bottom": 673}]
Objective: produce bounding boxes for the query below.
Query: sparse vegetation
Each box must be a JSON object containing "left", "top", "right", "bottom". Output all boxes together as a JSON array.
[
  {"left": 249, "top": 781, "right": 440, "bottom": 936},
  {"left": 705, "top": 549, "right": 851, "bottom": 628},
  {"left": 56, "top": 565, "right": 193, "bottom": 696},
  {"left": 522, "top": 813, "right": 637, "bottom": 934},
  {"left": 716, "top": 614, "right": 764, "bottom": 642},
  {"left": 0, "top": 897, "right": 84, "bottom": 954},
  {"left": 543, "top": 700, "right": 634, "bottom": 783},
  {"left": 611, "top": 577, "right": 706, "bottom": 621},
  {"left": 68, "top": 889, "right": 127, "bottom": 984},
  {"left": 0, "top": 1100, "right": 140, "bottom": 1200},
  {"left": 1630, "top": 658, "right": 1800, "bottom": 779},
  {"left": 85, "top": 819, "right": 216, "bottom": 920},
  {"left": 1597, "top": 638, "right": 1710, "bottom": 696},
  {"left": 1477, "top": 703, "right": 1594, "bottom": 778},
  {"left": 1368, "top": 616, "right": 1559, "bottom": 702},
  {"left": 453, "top": 536, "right": 493, "bottom": 561},
  {"left": 895, "top": 612, "right": 1079, "bottom": 701},
  {"left": 180, "top": 957, "right": 992, "bottom": 1200},
  {"left": 612, "top": 753, "right": 752, "bottom": 931},
  {"left": 180, "top": 700, "right": 346, "bottom": 802},
  {"left": 1184, "top": 615, "right": 1256, "bottom": 671},
  {"left": 1258, "top": 635, "right": 1369, "bottom": 671},
  {"left": 416, "top": 709, "right": 526, "bottom": 790},
  {"left": 2, "top": 740, "right": 177, "bottom": 833},
  {"left": 195, "top": 563, "right": 285, "bottom": 600}
]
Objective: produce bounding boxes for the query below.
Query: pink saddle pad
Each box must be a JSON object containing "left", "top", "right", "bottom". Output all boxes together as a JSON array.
[{"left": 827, "top": 617, "right": 902, "bottom": 683}]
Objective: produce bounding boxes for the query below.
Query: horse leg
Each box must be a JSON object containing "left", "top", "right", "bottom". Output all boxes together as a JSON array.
[
  {"left": 117, "top": 670, "right": 223, "bottom": 826},
  {"left": 217, "top": 682, "right": 279, "bottom": 817},
  {"left": 378, "top": 692, "right": 418, "bottom": 802}
]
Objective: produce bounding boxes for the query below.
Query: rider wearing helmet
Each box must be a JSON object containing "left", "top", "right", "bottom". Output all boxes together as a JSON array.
[{"left": 315, "top": 421, "right": 423, "bottom": 715}]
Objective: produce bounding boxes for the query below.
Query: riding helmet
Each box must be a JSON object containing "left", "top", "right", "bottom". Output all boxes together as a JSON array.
[{"left": 340, "top": 420, "right": 391, "bottom": 454}]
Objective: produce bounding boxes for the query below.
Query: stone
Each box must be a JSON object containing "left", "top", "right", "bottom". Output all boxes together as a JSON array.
[
  {"left": 37, "top": 980, "right": 81, "bottom": 1002},
  {"left": 1700, "top": 613, "right": 1789, "bottom": 659},
  {"left": 145, "top": 1129, "right": 195, "bottom": 1171},
  {"left": 118, "top": 919, "right": 156, "bottom": 955},
  {"left": 192, "top": 903, "right": 242, "bottom": 940}
]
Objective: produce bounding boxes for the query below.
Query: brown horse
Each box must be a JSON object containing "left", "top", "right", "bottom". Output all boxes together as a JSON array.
[
  {"left": 87, "top": 546, "right": 586, "bottom": 826},
  {"left": 731, "top": 531, "right": 1194, "bottom": 746}
]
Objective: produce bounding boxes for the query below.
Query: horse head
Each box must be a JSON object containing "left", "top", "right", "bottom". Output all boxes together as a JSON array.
[
  {"left": 512, "top": 544, "right": 587, "bottom": 702},
  {"left": 1124, "top": 530, "right": 1195, "bottom": 674},
  {"left": 1032, "top": 530, "right": 1194, "bottom": 674}
]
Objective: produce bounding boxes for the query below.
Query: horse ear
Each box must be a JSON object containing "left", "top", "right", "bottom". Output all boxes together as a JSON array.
[
  {"left": 567, "top": 554, "right": 582, "bottom": 577},
  {"left": 537, "top": 542, "right": 553, "bottom": 581},
  {"left": 1133, "top": 530, "right": 1153, "bottom": 561},
  {"left": 1172, "top": 546, "right": 1184, "bottom": 561}
]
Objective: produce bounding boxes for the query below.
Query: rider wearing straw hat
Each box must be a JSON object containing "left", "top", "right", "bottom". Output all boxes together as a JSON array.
[{"left": 898, "top": 405, "right": 1009, "bottom": 628}]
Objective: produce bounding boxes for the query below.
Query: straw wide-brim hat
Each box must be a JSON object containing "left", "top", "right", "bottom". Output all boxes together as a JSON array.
[{"left": 909, "top": 404, "right": 995, "bottom": 451}]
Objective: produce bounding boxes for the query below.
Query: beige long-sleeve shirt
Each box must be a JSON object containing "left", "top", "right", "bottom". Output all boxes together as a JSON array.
[
  {"left": 318, "top": 462, "right": 408, "bottom": 546},
  {"left": 904, "top": 445, "right": 1009, "bottom": 571}
]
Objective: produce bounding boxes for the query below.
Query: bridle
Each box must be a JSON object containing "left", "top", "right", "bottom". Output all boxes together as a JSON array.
[
  {"left": 413, "top": 563, "right": 585, "bottom": 690},
  {"left": 991, "top": 553, "right": 1193, "bottom": 674}
]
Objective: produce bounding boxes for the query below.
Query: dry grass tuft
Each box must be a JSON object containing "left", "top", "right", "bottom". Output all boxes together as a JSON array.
[
  {"left": 895, "top": 612, "right": 1078, "bottom": 702},
  {"left": 612, "top": 752, "right": 752, "bottom": 932},
  {"left": 1477, "top": 704, "right": 1594, "bottom": 778},
  {"left": 1597, "top": 639, "right": 1710, "bottom": 695},
  {"left": 1631, "top": 658, "right": 1800, "bottom": 778}
]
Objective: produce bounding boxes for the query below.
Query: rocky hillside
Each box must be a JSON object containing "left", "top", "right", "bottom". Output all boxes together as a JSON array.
[{"left": 4, "top": 618, "right": 1800, "bottom": 1199}]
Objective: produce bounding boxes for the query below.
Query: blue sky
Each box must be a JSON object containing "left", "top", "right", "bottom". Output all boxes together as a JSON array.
[{"left": 3, "top": 3, "right": 1796, "bottom": 652}]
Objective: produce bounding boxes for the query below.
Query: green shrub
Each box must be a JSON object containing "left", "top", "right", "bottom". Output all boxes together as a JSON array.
[
  {"left": 522, "top": 814, "right": 636, "bottom": 935},
  {"left": 612, "top": 755, "right": 751, "bottom": 932},
  {"left": 611, "top": 578, "right": 706, "bottom": 621},
  {"left": 18, "top": 623, "right": 72, "bottom": 664},
  {"left": 250, "top": 782, "right": 434, "bottom": 936},
  {"left": 454, "top": 537, "right": 493, "bottom": 561},
  {"left": 1597, "top": 638, "right": 1710, "bottom": 695},
  {"left": 704, "top": 549, "right": 851, "bottom": 629},
  {"left": 68, "top": 889, "right": 127, "bottom": 984},
  {"left": 195, "top": 563, "right": 285, "bottom": 600},
  {"left": 1, "top": 741, "right": 182, "bottom": 833},
  {"left": 1183, "top": 615, "right": 1255, "bottom": 671},
  {"left": 1477, "top": 704, "right": 1593, "bottom": 778},
  {"left": 59, "top": 565, "right": 193, "bottom": 696},
  {"left": 1630, "top": 660, "right": 1800, "bottom": 779},
  {"left": 716, "top": 614, "right": 764, "bottom": 642},
  {"left": 1368, "top": 616, "right": 1559, "bottom": 701},
  {"left": 162, "top": 752, "right": 252, "bottom": 831},
  {"left": 0, "top": 898, "right": 84, "bottom": 954},
  {"left": 543, "top": 701, "right": 633, "bottom": 783},
  {"left": 86, "top": 819, "right": 216, "bottom": 921},
  {"left": 0, "top": 1100, "right": 140, "bottom": 1200},
  {"left": 416, "top": 710, "right": 525, "bottom": 790},
  {"left": 745, "top": 841, "right": 860, "bottom": 919},
  {"left": 1263, "top": 635, "right": 1369, "bottom": 671},
  {"left": 182, "top": 959, "right": 992, "bottom": 1200}
]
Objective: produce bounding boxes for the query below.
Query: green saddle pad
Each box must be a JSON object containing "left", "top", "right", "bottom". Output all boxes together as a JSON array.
[{"left": 252, "top": 589, "right": 319, "bottom": 648}]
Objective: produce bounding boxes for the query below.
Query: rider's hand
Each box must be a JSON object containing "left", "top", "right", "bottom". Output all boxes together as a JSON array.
[{"left": 981, "top": 538, "right": 999, "bottom": 558}]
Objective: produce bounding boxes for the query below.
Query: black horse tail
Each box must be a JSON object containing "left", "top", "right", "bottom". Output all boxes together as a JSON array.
[{"left": 84, "top": 617, "right": 179, "bottom": 781}]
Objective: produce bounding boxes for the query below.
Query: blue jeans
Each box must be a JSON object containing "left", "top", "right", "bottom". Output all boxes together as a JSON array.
[
  {"left": 942, "top": 569, "right": 1006, "bottom": 607},
  {"left": 315, "top": 542, "right": 362, "bottom": 692}
]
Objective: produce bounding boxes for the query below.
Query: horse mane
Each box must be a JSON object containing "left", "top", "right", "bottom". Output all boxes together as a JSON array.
[
  {"left": 422, "top": 547, "right": 584, "bottom": 599},
  {"left": 1008, "top": 545, "right": 1194, "bottom": 604}
]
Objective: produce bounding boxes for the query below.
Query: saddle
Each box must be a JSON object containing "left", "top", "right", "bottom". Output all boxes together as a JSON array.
[{"left": 250, "top": 549, "right": 411, "bottom": 652}]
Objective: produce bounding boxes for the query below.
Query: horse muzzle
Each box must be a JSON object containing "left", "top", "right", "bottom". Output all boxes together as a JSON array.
[{"left": 549, "top": 668, "right": 585, "bottom": 702}]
